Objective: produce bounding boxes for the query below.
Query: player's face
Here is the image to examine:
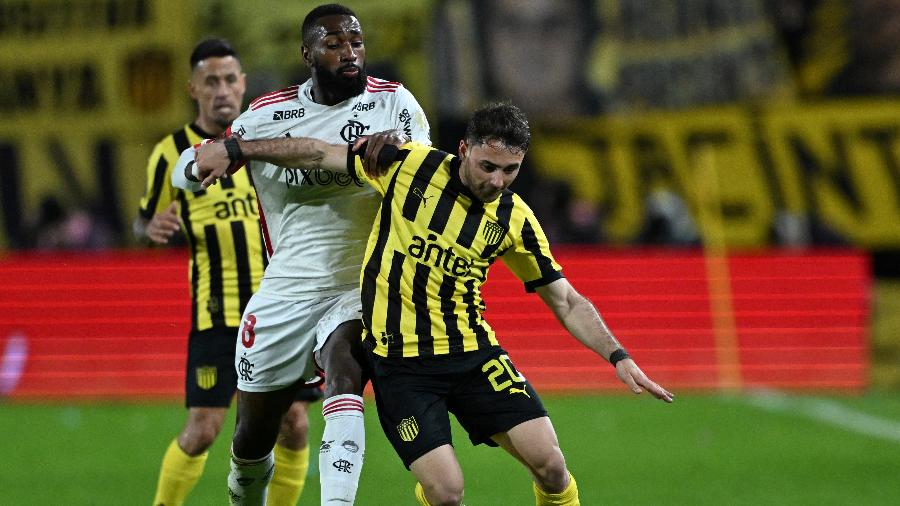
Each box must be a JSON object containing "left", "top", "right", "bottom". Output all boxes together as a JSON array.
[
  {"left": 304, "top": 14, "right": 367, "bottom": 100},
  {"left": 189, "top": 55, "right": 246, "bottom": 130},
  {"left": 458, "top": 139, "right": 525, "bottom": 202}
]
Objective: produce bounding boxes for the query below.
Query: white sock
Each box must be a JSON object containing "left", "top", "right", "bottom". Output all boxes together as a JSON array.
[
  {"left": 319, "top": 394, "right": 366, "bottom": 505},
  {"left": 228, "top": 450, "right": 274, "bottom": 505}
]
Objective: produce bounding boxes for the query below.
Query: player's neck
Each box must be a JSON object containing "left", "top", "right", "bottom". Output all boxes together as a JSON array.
[
  {"left": 194, "top": 117, "right": 227, "bottom": 138},
  {"left": 309, "top": 85, "right": 358, "bottom": 106}
]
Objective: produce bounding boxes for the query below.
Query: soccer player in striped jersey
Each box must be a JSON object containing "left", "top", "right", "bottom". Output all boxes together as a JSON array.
[
  {"left": 186, "top": 102, "right": 674, "bottom": 506},
  {"left": 172, "top": 5, "right": 431, "bottom": 505},
  {"left": 136, "top": 38, "right": 320, "bottom": 506}
]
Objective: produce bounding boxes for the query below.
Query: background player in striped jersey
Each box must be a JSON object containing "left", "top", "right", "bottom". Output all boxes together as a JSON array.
[
  {"left": 136, "top": 38, "right": 319, "bottom": 506},
  {"left": 187, "top": 102, "right": 674, "bottom": 506},
  {"left": 173, "top": 5, "right": 431, "bottom": 505}
]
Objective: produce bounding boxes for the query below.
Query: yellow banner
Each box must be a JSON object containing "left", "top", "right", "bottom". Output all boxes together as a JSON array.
[
  {"left": 532, "top": 101, "right": 900, "bottom": 248},
  {"left": 0, "top": 0, "right": 195, "bottom": 250}
]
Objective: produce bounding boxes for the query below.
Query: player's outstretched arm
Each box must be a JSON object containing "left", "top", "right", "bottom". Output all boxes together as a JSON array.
[
  {"left": 203, "top": 137, "right": 348, "bottom": 185},
  {"left": 196, "top": 135, "right": 400, "bottom": 186},
  {"left": 535, "top": 278, "right": 674, "bottom": 403}
]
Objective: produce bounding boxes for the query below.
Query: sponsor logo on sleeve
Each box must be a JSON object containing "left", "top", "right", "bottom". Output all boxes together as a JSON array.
[
  {"left": 272, "top": 108, "right": 305, "bottom": 121},
  {"left": 399, "top": 108, "right": 412, "bottom": 138}
]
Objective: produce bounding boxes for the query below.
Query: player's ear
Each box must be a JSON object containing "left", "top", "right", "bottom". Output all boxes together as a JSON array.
[
  {"left": 458, "top": 139, "right": 468, "bottom": 159},
  {"left": 301, "top": 45, "right": 314, "bottom": 67},
  {"left": 237, "top": 72, "right": 247, "bottom": 93},
  {"left": 188, "top": 79, "right": 198, "bottom": 101}
]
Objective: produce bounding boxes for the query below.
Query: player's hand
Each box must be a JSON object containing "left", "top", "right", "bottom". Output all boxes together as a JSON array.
[
  {"left": 353, "top": 129, "right": 408, "bottom": 177},
  {"left": 615, "top": 359, "right": 674, "bottom": 403},
  {"left": 195, "top": 139, "right": 232, "bottom": 188},
  {"left": 146, "top": 202, "right": 181, "bottom": 244}
]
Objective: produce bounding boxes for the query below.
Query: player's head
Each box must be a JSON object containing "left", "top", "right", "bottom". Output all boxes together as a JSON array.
[
  {"left": 458, "top": 102, "right": 531, "bottom": 202},
  {"left": 301, "top": 4, "right": 367, "bottom": 102},
  {"left": 188, "top": 38, "right": 246, "bottom": 132}
]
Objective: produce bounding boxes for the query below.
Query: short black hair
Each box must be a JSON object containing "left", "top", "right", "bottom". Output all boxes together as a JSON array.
[
  {"left": 190, "top": 38, "right": 240, "bottom": 69},
  {"left": 301, "top": 4, "right": 358, "bottom": 47},
  {"left": 464, "top": 102, "right": 531, "bottom": 152}
]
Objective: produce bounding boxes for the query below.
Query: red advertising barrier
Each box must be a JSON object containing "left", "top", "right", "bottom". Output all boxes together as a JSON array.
[{"left": 0, "top": 248, "right": 869, "bottom": 399}]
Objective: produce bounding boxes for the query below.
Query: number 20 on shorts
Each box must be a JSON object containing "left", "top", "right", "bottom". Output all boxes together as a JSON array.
[{"left": 482, "top": 354, "right": 526, "bottom": 392}]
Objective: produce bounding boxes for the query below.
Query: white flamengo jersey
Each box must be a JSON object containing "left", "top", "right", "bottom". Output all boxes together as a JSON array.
[{"left": 181, "top": 76, "right": 430, "bottom": 300}]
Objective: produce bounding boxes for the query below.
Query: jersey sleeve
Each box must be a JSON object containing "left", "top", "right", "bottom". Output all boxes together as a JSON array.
[
  {"left": 393, "top": 86, "right": 431, "bottom": 146},
  {"left": 171, "top": 145, "right": 204, "bottom": 192},
  {"left": 138, "top": 140, "right": 177, "bottom": 219},
  {"left": 351, "top": 141, "right": 431, "bottom": 196},
  {"left": 226, "top": 107, "right": 259, "bottom": 141},
  {"left": 500, "top": 198, "right": 565, "bottom": 292}
]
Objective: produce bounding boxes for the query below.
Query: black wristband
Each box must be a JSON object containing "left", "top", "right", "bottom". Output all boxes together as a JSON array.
[
  {"left": 184, "top": 161, "right": 200, "bottom": 182},
  {"left": 609, "top": 348, "right": 630, "bottom": 366},
  {"left": 223, "top": 136, "right": 243, "bottom": 164}
]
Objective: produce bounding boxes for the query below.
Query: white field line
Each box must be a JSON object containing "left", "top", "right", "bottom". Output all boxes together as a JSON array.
[{"left": 742, "top": 390, "right": 900, "bottom": 444}]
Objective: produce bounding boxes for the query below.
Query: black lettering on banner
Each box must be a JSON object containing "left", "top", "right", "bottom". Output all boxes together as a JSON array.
[
  {"left": 0, "top": 63, "right": 102, "bottom": 113},
  {"left": 0, "top": 0, "right": 149, "bottom": 36},
  {"left": 0, "top": 142, "right": 24, "bottom": 247},
  {"left": 687, "top": 130, "right": 755, "bottom": 219},
  {"left": 633, "top": 132, "right": 682, "bottom": 198},
  {"left": 858, "top": 126, "right": 900, "bottom": 199},
  {"left": 537, "top": 105, "right": 900, "bottom": 247},
  {"left": 790, "top": 131, "right": 863, "bottom": 213}
]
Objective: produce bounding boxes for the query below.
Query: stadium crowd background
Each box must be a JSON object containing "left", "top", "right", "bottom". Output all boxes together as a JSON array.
[{"left": 0, "top": 0, "right": 897, "bottom": 389}]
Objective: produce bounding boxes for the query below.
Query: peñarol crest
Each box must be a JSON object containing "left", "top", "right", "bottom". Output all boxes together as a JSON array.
[
  {"left": 482, "top": 221, "right": 506, "bottom": 246},
  {"left": 196, "top": 366, "right": 217, "bottom": 390},
  {"left": 397, "top": 416, "right": 419, "bottom": 442}
]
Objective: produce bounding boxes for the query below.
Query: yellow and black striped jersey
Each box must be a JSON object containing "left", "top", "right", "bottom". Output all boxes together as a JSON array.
[
  {"left": 139, "top": 123, "right": 267, "bottom": 331},
  {"left": 353, "top": 143, "right": 563, "bottom": 358}
]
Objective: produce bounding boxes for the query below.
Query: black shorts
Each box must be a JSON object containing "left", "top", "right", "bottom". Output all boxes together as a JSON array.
[
  {"left": 185, "top": 327, "right": 323, "bottom": 407},
  {"left": 368, "top": 347, "right": 547, "bottom": 469}
]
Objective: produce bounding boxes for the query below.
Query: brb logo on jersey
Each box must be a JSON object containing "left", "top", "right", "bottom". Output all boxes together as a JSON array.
[
  {"left": 340, "top": 119, "right": 370, "bottom": 142},
  {"left": 273, "top": 108, "right": 305, "bottom": 120}
]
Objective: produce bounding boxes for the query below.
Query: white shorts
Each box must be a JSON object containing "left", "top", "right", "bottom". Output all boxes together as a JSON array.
[{"left": 235, "top": 289, "right": 361, "bottom": 392}]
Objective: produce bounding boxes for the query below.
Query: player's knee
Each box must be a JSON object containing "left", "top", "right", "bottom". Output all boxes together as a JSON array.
[
  {"left": 422, "top": 482, "right": 464, "bottom": 506},
  {"left": 180, "top": 424, "right": 219, "bottom": 455},
  {"left": 324, "top": 368, "right": 362, "bottom": 396},
  {"left": 279, "top": 402, "right": 310, "bottom": 443},
  {"left": 181, "top": 410, "right": 225, "bottom": 454},
  {"left": 232, "top": 418, "right": 272, "bottom": 459},
  {"left": 531, "top": 450, "right": 569, "bottom": 493}
]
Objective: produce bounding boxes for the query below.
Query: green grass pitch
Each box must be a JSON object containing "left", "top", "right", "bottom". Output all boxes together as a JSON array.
[{"left": 3, "top": 393, "right": 899, "bottom": 505}]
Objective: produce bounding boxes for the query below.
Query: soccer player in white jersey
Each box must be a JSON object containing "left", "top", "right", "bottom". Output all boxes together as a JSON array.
[{"left": 173, "top": 4, "right": 430, "bottom": 505}]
